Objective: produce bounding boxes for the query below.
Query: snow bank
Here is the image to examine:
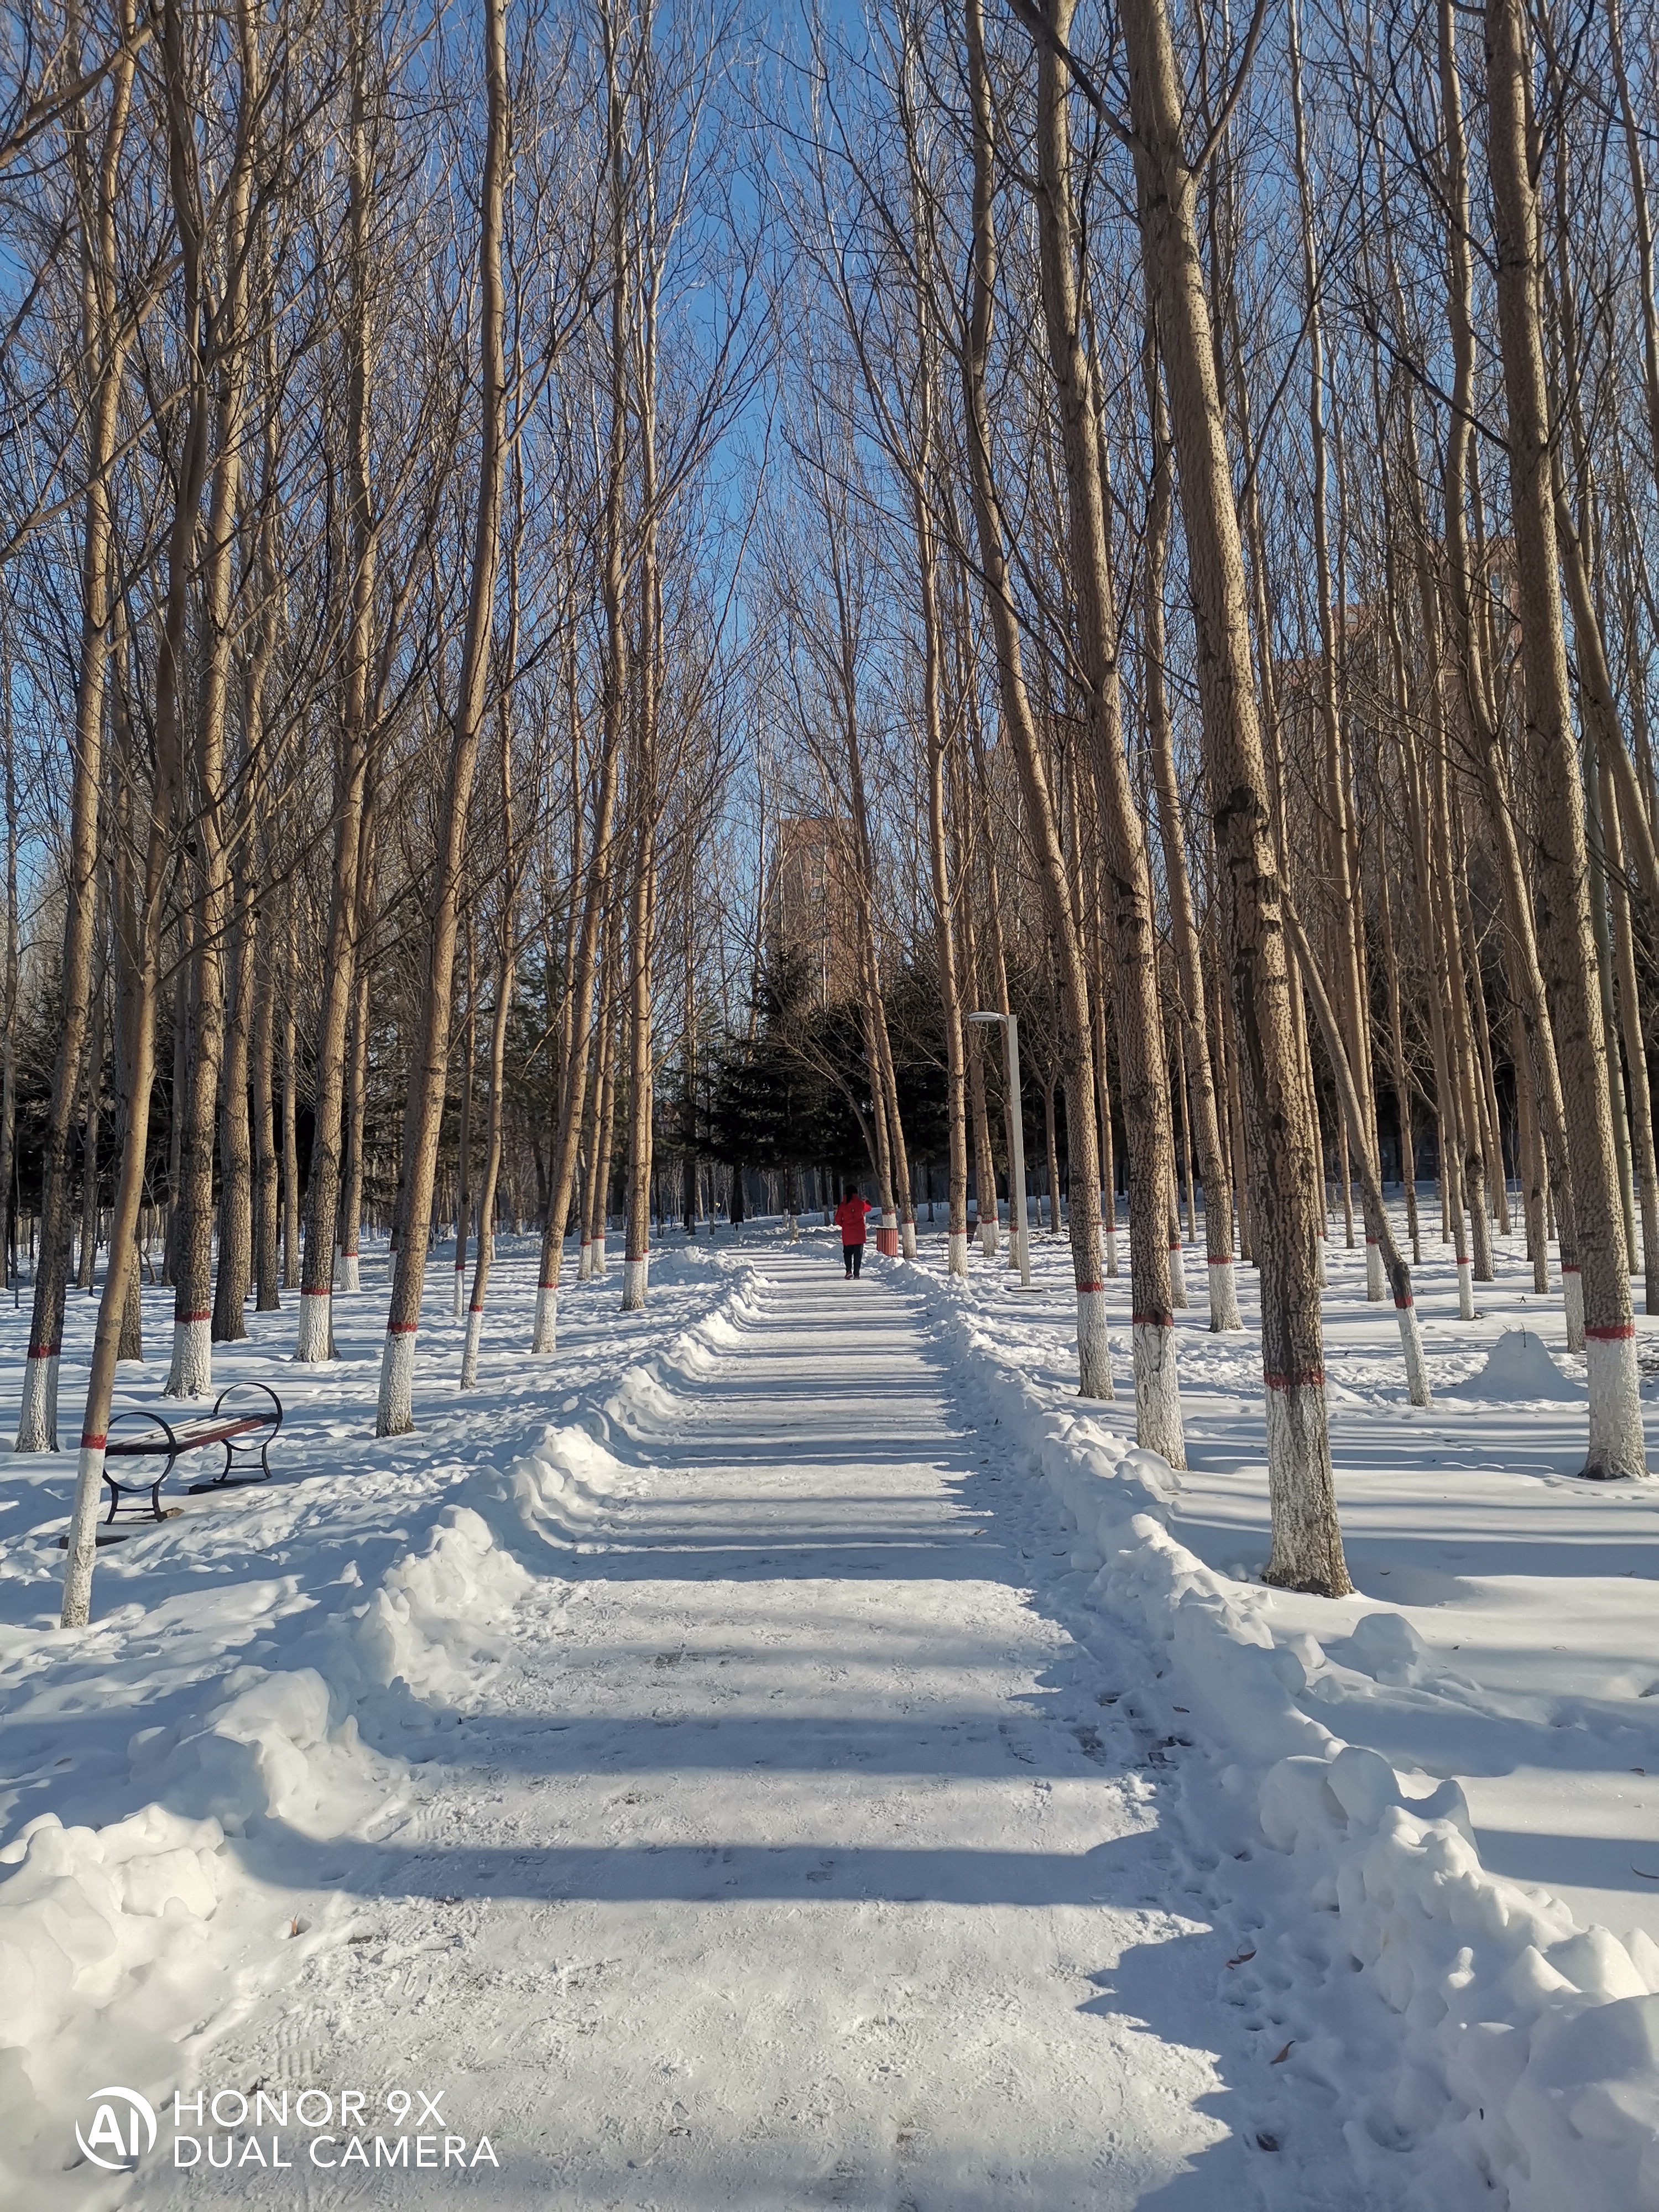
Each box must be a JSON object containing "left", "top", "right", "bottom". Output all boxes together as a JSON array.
[
  {"left": 0, "top": 1251, "right": 764, "bottom": 2206},
  {"left": 1448, "top": 1328, "right": 1583, "bottom": 1402},
  {"left": 0, "top": 1503, "right": 514, "bottom": 2201},
  {"left": 906, "top": 1265, "right": 1659, "bottom": 2212},
  {"left": 507, "top": 1271, "right": 770, "bottom": 1546}
]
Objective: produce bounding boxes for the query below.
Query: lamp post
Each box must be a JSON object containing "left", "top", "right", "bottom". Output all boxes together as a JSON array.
[{"left": 967, "top": 1011, "right": 1031, "bottom": 1286}]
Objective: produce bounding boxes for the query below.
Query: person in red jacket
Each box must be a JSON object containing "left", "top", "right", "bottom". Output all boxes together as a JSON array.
[{"left": 832, "top": 1186, "right": 873, "bottom": 1277}]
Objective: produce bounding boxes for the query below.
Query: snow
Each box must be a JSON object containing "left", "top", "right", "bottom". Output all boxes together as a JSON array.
[
  {"left": 0, "top": 1206, "right": 1655, "bottom": 2206},
  {"left": 899, "top": 1207, "right": 1659, "bottom": 2209},
  {"left": 1444, "top": 1328, "right": 1582, "bottom": 1404}
]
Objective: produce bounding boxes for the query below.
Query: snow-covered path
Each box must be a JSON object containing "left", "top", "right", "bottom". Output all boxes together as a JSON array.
[{"left": 134, "top": 1250, "right": 1245, "bottom": 2209}]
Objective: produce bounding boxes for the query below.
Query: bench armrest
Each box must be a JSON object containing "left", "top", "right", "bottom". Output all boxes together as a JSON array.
[{"left": 212, "top": 1379, "right": 283, "bottom": 1435}]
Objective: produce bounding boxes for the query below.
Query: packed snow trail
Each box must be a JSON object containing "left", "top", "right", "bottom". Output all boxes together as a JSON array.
[{"left": 132, "top": 1250, "right": 1259, "bottom": 2209}]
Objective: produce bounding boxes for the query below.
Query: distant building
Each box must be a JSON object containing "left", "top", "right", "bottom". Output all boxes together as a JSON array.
[{"left": 769, "top": 816, "right": 862, "bottom": 1007}]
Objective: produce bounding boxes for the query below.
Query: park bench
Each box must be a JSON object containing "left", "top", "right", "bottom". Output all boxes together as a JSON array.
[{"left": 97, "top": 1381, "right": 284, "bottom": 1526}]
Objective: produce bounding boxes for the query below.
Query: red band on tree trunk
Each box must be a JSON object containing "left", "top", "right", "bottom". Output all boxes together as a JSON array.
[
  {"left": 1584, "top": 1322, "right": 1636, "bottom": 1340},
  {"left": 1264, "top": 1368, "right": 1326, "bottom": 1391},
  {"left": 1131, "top": 1310, "right": 1174, "bottom": 1328},
  {"left": 27, "top": 1343, "right": 60, "bottom": 1359},
  {"left": 81, "top": 1433, "right": 107, "bottom": 1451},
  {"left": 388, "top": 1321, "right": 419, "bottom": 1335}
]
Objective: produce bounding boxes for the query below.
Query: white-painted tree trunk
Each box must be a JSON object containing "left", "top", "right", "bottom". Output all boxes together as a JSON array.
[
  {"left": 1456, "top": 1256, "right": 1475, "bottom": 1321},
  {"left": 459, "top": 1305, "right": 484, "bottom": 1389},
  {"left": 165, "top": 1314, "right": 212, "bottom": 1398},
  {"left": 1207, "top": 1256, "right": 1241, "bottom": 1332},
  {"left": 294, "top": 1286, "right": 333, "bottom": 1362},
  {"left": 16, "top": 1351, "right": 59, "bottom": 1452},
  {"left": 577, "top": 1238, "right": 593, "bottom": 1281},
  {"left": 1133, "top": 1319, "right": 1185, "bottom": 1467},
  {"left": 533, "top": 1279, "right": 559, "bottom": 1354},
  {"left": 452, "top": 1261, "right": 465, "bottom": 1317},
  {"left": 947, "top": 1231, "right": 969, "bottom": 1277},
  {"left": 1104, "top": 1225, "right": 1119, "bottom": 1277},
  {"left": 377, "top": 1324, "right": 416, "bottom": 1433},
  {"left": 1563, "top": 1265, "right": 1585, "bottom": 1352},
  {"left": 593, "top": 1229, "right": 607, "bottom": 1275},
  {"left": 901, "top": 1220, "right": 917, "bottom": 1259},
  {"left": 620, "top": 1255, "right": 647, "bottom": 1311},
  {"left": 1168, "top": 1238, "right": 1187, "bottom": 1309},
  {"left": 1584, "top": 1328, "right": 1646, "bottom": 1477},
  {"left": 1395, "top": 1294, "right": 1431, "bottom": 1407},
  {"left": 336, "top": 1246, "right": 360, "bottom": 1292},
  {"left": 1314, "top": 1237, "right": 1327, "bottom": 1287},
  {"left": 979, "top": 1216, "right": 998, "bottom": 1256},
  {"left": 1365, "top": 1238, "right": 1387, "bottom": 1301},
  {"left": 60, "top": 1438, "right": 108, "bottom": 1627},
  {"left": 1076, "top": 1285, "right": 1112, "bottom": 1399}
]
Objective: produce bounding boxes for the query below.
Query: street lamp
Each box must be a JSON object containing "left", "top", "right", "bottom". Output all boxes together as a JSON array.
[{"left": 967, "top": 1011, "right": 1032, "bottom": 1287}]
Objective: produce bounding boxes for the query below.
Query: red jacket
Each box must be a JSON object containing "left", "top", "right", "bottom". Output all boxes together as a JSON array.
[{"left": 833, "top": 1196, "right": 873, "bottom": 1246}]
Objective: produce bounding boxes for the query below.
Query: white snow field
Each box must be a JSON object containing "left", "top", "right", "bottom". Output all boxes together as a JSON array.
[{"left": 0, "top": 1209, "right": 1655, "bottom": 2210}]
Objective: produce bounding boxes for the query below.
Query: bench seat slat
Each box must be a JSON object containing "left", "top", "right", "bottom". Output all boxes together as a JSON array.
[{"left": 106, "top": 1415, "right": 269, "bottom": 1455}]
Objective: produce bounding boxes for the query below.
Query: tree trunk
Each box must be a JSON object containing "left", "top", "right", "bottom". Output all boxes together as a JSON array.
[
  {"left": 165, "top": 15, "right": 259, "bottom": 1398},
  {"left": 1142, "top": 307, "right": 1239, "bottom": 1329},
  {"left": 621, "top": 228, "right": 662, "bottom": 1312},
  {"left": 281, "top": 881, "right": 300, "bottom": 1291},
  {"left": 455, "top": 920, "right": 478, "bottom": 1311},
  {"left": 959, "top": 878, "right": 999, "bottom": 1256},
  {"left": 1430, "top": 0, "right": 1579, "bottom": 1336},
  {"left": 957, "top": 0, "right": 1110, "bottom": 1399},
  {"left": 531, "top": 18, "right": 627, "bottom": 1354},
  {"left": 18, "top": 12, "right": 135, "bottom": 1452},
  {"left": 1032, "top": 13, "right": 1180, "bottom": 1452},
  {"left": 1484, "top": 0, "right": 1642, "bottom": 1475},
  {"left": 1375, "top": 813, "right": 1420, "bottom": 1267},
  {"left": 461, "top": 483, "right": 521, "bottom": 1380},
  {"left": 1120, "top": 0, "right": 1349, "bottom": 1585},
  {"left": 912, "top": 306, "right": 969, "bottom": 1277},
  {"left": 62, "top": 0, "right": 210, "bottom": 1624},
  {"left": 1604, "top": 755, "right": 1659, "bottom": 1311},
  {"left": 251, "top": 859, "right": 281, "bottom": 1311},
  {"left": 1288, "top": 0, "right": 1380, "bottom": 1300},
  {"left": 77, "top": 903, "right": 107, "bottom": 1291},
  {"left": 1514, "top": 1011, "right": 1550, "bottom": 1293},
  {"left": 297, "top": 35, "right": 377, "bottom": 1360},
  {"left": 375, "top": 0, "right": 508, "bottom": 1435},
  {"left": 211, "top": 863, "right": 255, "bottom": 1341}
]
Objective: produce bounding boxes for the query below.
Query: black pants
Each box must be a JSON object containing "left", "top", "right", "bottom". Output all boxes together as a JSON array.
[{"left": 843, "top": 1242, "right": 863, "bottom": 1277}]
